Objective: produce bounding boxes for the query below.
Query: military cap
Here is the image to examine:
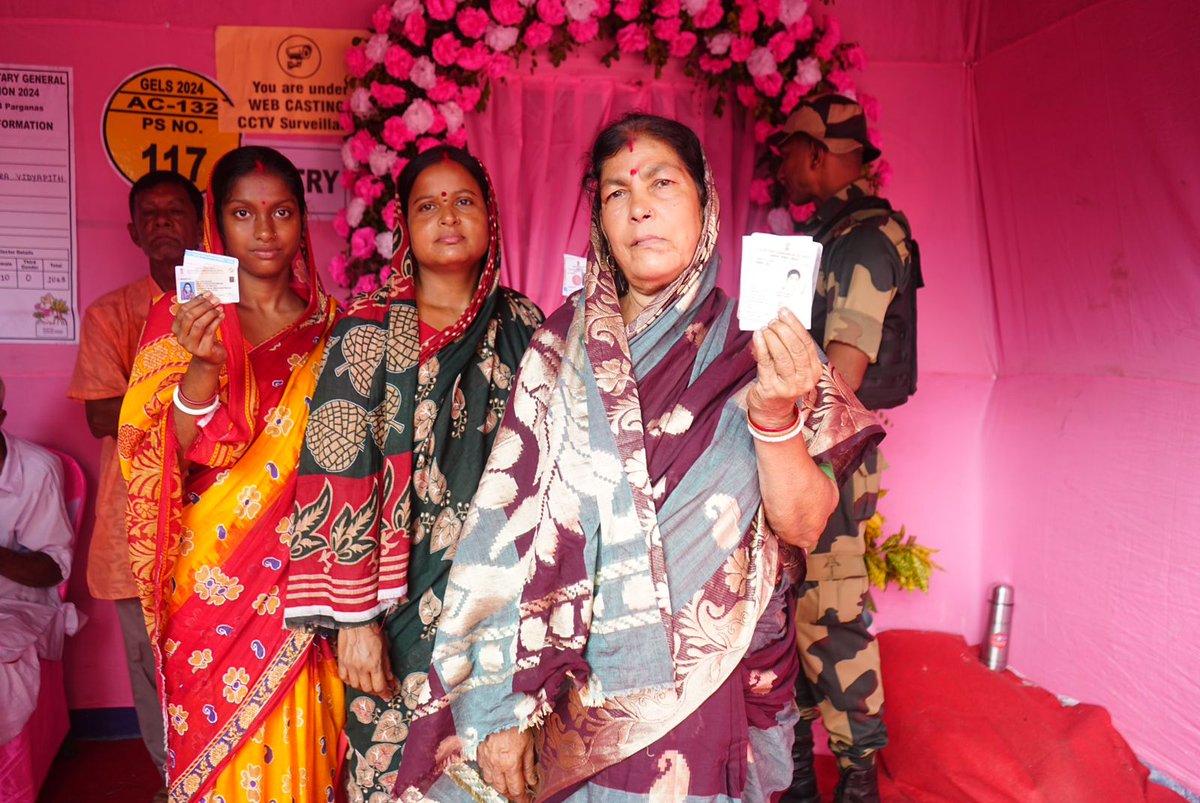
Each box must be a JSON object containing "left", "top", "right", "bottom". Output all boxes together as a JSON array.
[{"left": 770, "top": 94, "right": 881, "bottom": 163}]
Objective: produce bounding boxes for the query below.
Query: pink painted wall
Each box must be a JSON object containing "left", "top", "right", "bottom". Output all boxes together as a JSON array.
[
  {"left": 0, "top": 15, "right": 353, "bottom": 712},
  {"left": 2, "top": 0, "right": 1196, "bottom": 791},
  {"left": 973, "top": 0, "right": 1200, "bottom": 789}
]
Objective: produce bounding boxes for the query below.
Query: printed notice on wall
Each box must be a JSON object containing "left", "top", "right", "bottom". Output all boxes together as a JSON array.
[
  {"left": 0, "top": 64, "right": 77, "bottom": 344},
  {"left": 216, "top": 27, "right": 365, "bottom": 136},
  {"left": 243, "top": 137, "right": 349, "bottom": 220}
]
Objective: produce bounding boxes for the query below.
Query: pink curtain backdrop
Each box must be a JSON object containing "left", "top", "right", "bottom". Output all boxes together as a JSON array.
[
  {"left": 1, "top": 0, "right": 1196, "bottom": 791},
  {"left": 464, "top": 47, "right": 759, "bottom": 311},
  {"left": 974, "top": 0, "right": 1200, "bottom": 791}
]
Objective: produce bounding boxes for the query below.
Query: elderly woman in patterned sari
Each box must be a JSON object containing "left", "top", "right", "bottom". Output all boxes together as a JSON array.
[
  {"left": 283, "top": 146, "right": 543, "bottom": 801},
  {"left": 392, "top": 114, "right": 885, "bottom": 803},
  {"left": 119, "top": 146, "right": 344, "bottom": 803}
]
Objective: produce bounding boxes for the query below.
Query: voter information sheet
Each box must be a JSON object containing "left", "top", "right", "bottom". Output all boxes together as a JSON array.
[{"left": 0, "top": 64, "right": 77, "bottom": 344}]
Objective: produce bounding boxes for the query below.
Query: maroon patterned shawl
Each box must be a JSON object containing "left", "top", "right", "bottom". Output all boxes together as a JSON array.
[{"left": 394, "top": 162, "right": 883, "bottom": 801}]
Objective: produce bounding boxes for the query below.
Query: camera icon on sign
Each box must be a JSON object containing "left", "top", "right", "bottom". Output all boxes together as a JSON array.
[
  {"left": 286, "top": 44, "right": 313, "bottom": 71},
  {"left": 276, "top": 35, "right": 322, "bottom": 79}
]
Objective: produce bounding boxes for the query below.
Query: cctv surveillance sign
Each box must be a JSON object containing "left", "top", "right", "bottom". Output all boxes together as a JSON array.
[{"left": 215, "top": 27, "right": 366, "bottom": 137}]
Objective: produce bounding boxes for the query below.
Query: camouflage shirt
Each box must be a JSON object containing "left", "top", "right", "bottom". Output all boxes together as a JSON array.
[{"left": 803, "top": 179, "right": 913, "bottom": 363}]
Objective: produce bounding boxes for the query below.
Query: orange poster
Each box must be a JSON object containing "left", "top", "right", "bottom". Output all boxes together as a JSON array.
[{"left": 215, "top": 26, "right": 366, "bottom": 136}]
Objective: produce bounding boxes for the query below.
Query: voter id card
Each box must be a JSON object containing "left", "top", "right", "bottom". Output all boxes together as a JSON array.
[
  {"left": 175, "top": 250, "right": 240, "bottom": 304},
  {"left": 738, "top": 233, "right": 821, "bottom": 331},
  {"left": 562, "top": 253, "right": 587, "bottom": 297}
]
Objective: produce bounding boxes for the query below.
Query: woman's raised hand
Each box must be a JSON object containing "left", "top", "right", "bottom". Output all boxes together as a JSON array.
[
  {"left": 336, "top": 623, "right": 397, "bottom": 697},
  {"left": 172, "top": 292, "right": 227, "bottom": 367},
  {"left": 747, "top": 307, "right": 823, "bottom": 427}
]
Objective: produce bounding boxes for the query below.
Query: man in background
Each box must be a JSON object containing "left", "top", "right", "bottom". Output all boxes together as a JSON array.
[
  {"left": 0, "top": 376, "right": 79, "bottom": 748},
  {"left": 67, "top": 171, "right": 202, "bottom": 791},
  {"left": 774, "top": 95, "right": 922, "bottom": 803}
]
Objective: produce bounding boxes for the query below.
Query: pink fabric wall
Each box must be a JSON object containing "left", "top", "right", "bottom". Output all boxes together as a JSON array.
[
  {"left": 464, "top": 49, "right": 760, "bottom": 308},
  {"left": 0, "top": 16, "right": 351, "bottom": 712},
  {"left": 2, "top": 0, "right": 1196, "bottom": 790},
  {"left": 974, "top": 0, "right": 1200, "bottom": 789}
]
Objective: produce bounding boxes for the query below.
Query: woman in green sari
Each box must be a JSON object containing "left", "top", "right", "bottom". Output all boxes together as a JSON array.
[{"left": 283, "top": 147, "right": 543, "bottom": 801}]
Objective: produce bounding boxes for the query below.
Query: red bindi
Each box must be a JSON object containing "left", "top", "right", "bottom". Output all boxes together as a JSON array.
[
  {"left": 630, "top": 168, "right": 637, "bottom": 176},
  {"left": 441, "top": 191, "right": 447, "bottom": 197}
]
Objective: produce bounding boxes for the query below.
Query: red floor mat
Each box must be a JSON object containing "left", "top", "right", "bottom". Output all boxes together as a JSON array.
[
  {"left": 37, "top": 737, "right": 161, "bottom": 802},
  {"left": 871, "top": 630, "right": 1187, "bottom": 803},
  {"left": 36, "top": 632, "right": 1190, "bottom": 802}
]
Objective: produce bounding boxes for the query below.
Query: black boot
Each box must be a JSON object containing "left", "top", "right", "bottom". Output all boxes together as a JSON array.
[
  {"left": 834, "top": 763, "right": 880, "bottom": 803},
  {"left": 780, "top": 718, "right": 819, "bottom": 803}
]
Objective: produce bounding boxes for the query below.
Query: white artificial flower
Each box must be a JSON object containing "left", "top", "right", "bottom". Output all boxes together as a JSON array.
[
  {"left": 365, "top": 33, "right": 390, "bottom": 64},
  {"left": 346, "top": 197, "right": 368, "bottom": 228},
  {"left": 368, "top": 144, "right": 399, "bottom": 177},
  {"left": 794, "top": 56, "right": 822, "bottom": 87},
  {"left": 779, "top": 0, "right": 809, "bottom": 27},
  {"left": 409, "top": 56, "right": 438, "bottom": 90},
  {"left": 485, "top": 23, "right": 520, "bottom": 52},
  {"left": 767, "top": 207, "right": 793, "bottom": 235},
  {"left": 438, "top": 101, "right": 464, "bottom": 134},
  {"left": 392, "top": 0, "right": 421, "bottom": 17},
  {"left": 747, "top": 47, "right": 778, "bottom": 77},
  {"left": 402, "top": 98, "right": 435, "bottom": 135},
  {"left": 375, "top": 231, "right": 395, "bottom": 260},
  {"left": 708, "top": 32, "right": 734, "bottom": 55},
  {"left": 349, "top": 87, "right": 375, "bottom": 119},
  {"left": 565, "top": 0, "right": 597, "bottom": 21},
  {"left": 340, "top": 140, "right": 358, "bottom": 171}
]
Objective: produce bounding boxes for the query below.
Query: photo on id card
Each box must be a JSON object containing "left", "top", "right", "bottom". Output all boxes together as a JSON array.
[{"left": 175, "top": 250, "right": 240, "bottom": 304}]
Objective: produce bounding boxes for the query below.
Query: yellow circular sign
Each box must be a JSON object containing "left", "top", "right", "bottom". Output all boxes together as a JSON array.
[{"left": 103, "top": 67, "right": 241, "bottom": 192}]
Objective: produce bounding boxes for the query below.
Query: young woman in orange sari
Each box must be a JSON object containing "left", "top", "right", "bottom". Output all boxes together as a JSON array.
[{"left": 119, "top": 146, "right": 344, "bottom": 803}]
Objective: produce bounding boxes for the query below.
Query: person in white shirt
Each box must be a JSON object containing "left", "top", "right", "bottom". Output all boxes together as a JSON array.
[{"left": 0, "top": 376, "right": 82, "bottom": 745}]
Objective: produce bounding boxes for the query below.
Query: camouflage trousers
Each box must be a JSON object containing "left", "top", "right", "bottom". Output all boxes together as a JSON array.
[{"left": 794, "top": 450, "right": 888, "bottom": 769}]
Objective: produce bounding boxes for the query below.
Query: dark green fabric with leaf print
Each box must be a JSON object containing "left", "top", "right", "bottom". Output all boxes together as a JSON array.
[{"left": 285, "top": 152, "right": 543, "bottom": 800}]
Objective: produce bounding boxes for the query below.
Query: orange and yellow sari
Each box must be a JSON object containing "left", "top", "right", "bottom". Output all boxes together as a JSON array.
[{"left": 118, "top": 210, "right": 343, "bottom": 803}]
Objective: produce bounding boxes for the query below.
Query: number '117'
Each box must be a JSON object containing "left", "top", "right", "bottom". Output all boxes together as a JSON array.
[{"left": 141, "top": 144, "right": 206, "bottom": 182}]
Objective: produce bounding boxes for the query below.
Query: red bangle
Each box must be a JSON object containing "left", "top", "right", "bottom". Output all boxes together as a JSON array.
[
  {"left": 748, "top": 405, "right": 801, "bottom": 433},
  {"left": 176, "top": 386, "right": 217, "bottom": 408}
]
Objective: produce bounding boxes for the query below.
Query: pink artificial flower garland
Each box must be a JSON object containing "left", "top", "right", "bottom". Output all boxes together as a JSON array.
[{"left": 332, "top": 0, "right": 884, "bottom": 289}]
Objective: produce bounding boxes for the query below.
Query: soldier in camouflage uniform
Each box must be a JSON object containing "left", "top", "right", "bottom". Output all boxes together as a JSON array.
[{"left": 771, "top": 95, "right": 920, "bottom": 803}]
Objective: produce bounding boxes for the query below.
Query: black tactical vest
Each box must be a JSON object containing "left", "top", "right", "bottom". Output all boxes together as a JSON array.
[{"left": 809, "top": 195, "right": 923, "bottom": 410}]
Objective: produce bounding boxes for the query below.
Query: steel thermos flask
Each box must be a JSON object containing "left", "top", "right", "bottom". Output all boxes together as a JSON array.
[{"left": 982, "top": 583, "right": 1014, "bottom": 671}]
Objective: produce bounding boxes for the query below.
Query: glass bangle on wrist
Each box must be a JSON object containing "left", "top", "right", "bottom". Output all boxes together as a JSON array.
[
  {"left": 747, "top": 402, "right": 806, "bottom": 443},
  {"left": 749, "top": 404, "right": 800, "bottom": 433},
  {"left": 176, "top": 384, "right": 215, "bottom": 407},
  {"left": 172, "top": 385, "right": 220, "bottom": 417}
]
